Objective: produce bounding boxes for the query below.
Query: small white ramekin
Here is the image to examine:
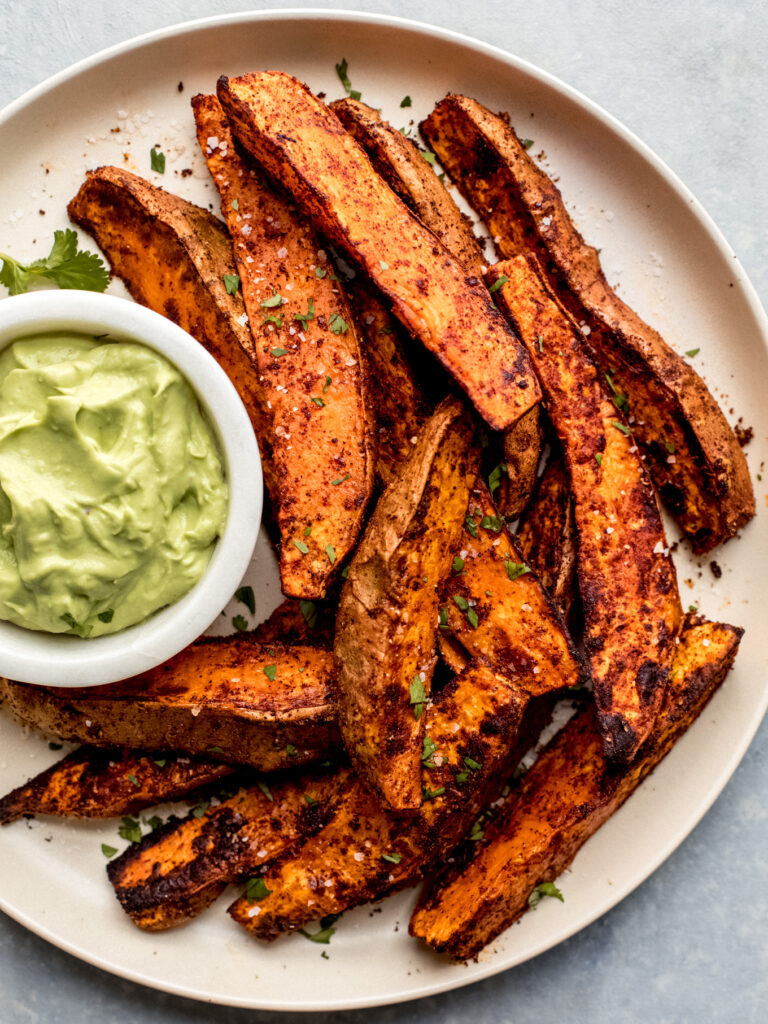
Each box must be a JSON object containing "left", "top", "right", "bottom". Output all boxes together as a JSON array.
[{"left": 0, "top": 289, "right": 262, "bottom": 686}]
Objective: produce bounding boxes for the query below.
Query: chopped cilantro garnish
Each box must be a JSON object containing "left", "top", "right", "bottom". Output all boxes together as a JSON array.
[
  {"left": 325, "top": 544, "right": 336, "bottom": 565},
  {"left": 271, "top": 347, "right": 288, "bottom": 357},
  {"left": 300, "top": 912, "right": 340, "bottom": 944},
  {"left": 382, "top": 851, "right": 402, "bottom": 863},
  {"left": 97, "top": 608, "right": 114, "bottom": 623},
  {"left": 504, "top": 559, "right": 530, "bottom": 582},
  {"left": 304, "top": 524, "right": 312, "bottom": 537},
  {"left": 335, "top": 57, "right": 361, "bottom": 100},
  {"left": 231, "top": 198, "right": 239, "bottom": 211},
  {"left": 685, "top": 348, "right": 700, "bottom": 357},
  {"left": 664, "top": 439, "right": 677, "bottom": 454},
  {"left": 315, "top": 266, "right": 327, "bottom": 278},
  {"left": 143, "top": 815, "right": 163, "bottom": 831},
  {"left": 488, "top": 462, "right": 507, "bottom": 497},
  {"left": 127, "top": 773, "right": 140, "bottom": 788},
  {"left": 469, "top": 819, "right": 484, "bottom": 842},
  {"left": 537, "top": 334, "right": 544, "bottom": 353},
  {"left": 455, "top": 770, "right": 469, "bottom": 784},
  {"left": 118, "top": 816, "right": 142, "bottom": 844},
  {"left": 263, "top": 313, "right": 284, "bottom": 328},
  {"left": 48, "top": 741, "right": 63, "bottom": 751},
  {"left": 422, "top": 734, "right": 437, "bottom": 766},
  {"left": 101, "top": 843, "right": 118, "bottom": 858},
  {"left": 528, "top": 881, "right": 564, "bottom": 908},
  {"left": 422, "top": 785, "right": 445, "bottom": 801},
  {"left": 261, "top": 290, "right": 284, "bottom": 309},
  {"left": 232, "top": 614, "right": 248, "bottom": 632},
  {"left": 341, "top": 566, "right": 349, "bottom": 579},
  {"left": 192, "top": 800, "right": 210, "bottom": 819},
  {"left": 438, "top": 606, "right": 449, "bottom": 629},
  {"left": 332, "top": 473, "right": 350, "bottom": 486},
  {"left": 223, "top": 273, "right": 240, "bottom": 295},
  {"left": 595, "top": 453, "right": 603, "bottom": 467},
  {"left": 150, "top": 147, "right": 166, "bottom": 173},
  {"left": 153, "top": 759, "right": 167, "bottom": 768},
  {"left": 410, "top": 676, "right": 427, "bottom": 720},
  {"left": 400, "top": 96, "right": 412, "bottom": 108},
  {"left": 521, "top": 138, "right": 534, "bottom": 149},
  {"left": 294, "top": 297, "right": 316, "bottom": 328},
  {"left": 604, "top": 371, "right": 629, "bottom": 412},
  {"left": 263, "top": 664, "right": 277, "bottom": 681},
  {"left": 489, "top": 274, "right": 509, "bottom": 293},
  {"left": 328, "top": 313, "right": 348, "bottom": 334},
  {"left": 304, "top": 793, "right": 318, "bottom": 807},
  {"left": 611, "top": 420, "right": 631, "bottom": 436},
  {"left": 480, "top": 515, "right": 503, "bottom": 533},
  {"left": 311, "top": 396, "right": 325, "bottom": 408},
  {"left": 379, "top": 260, "right": 389, "bottom": 270},
  {"left": 464, "top": 756, "right": 482, "bottom": 771},
  {"left": 258, "top": 780, "right": 273, "bottom": 802},
  {"left": 452, "top": 556, "right": 465, "bottom": 573},
  {"left": 0, "top": 229, "right": 109, "bottom": 296},
  {"left": 323, "top": 375, "right": 332, "bottom": 393},
  {"left": 466, "top": 607, "right": 479, "bottom": 630},
  {"left": 246, "top": 877, "right": 272, "bottom": 902},
  {"left": 465, "top": 514, "right": 478, "bottom": 538},
  {"left": 453, "top": 594, "right": 469, "bottom": 611},
  {"left": 286, "top": 743, "right": 298, "bottom": 757},
  {"left": 420, "top": 150, "right": 437, "bottom": 165},
  {"left": 235, "top": 585, "right": 255, "bottom": 614},
  {"left": 300, "top": 600, "right": 318, "bottom": 629},
  {"left": 293, "top": 539, "right": 310, "bottom": 554}
]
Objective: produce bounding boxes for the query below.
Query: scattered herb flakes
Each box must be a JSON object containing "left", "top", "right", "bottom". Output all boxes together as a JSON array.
[
  {"left": 144, "top": 815, "right": 163, "bottom": 831},
  {"left": 118, "top": 816, "right": 142, "bottom": 844},
  {"left": 207, "top": 746, "right": 224, "bottom": 754},
  {"left": 300, "top": 600, "right": 318, "bottom": 629},
  {"left": 438, "top": 606, "right": 449, "bottom": 630},
  {"left": 304, "top": 524, "right": 312, "bottom": 537},
  {"left": 455, "top": 770, "right": 469, "bottom": 785},
  {"left": 465, "top": 514, "right": 478, "bottom": 538},
  {"left": 452, "top": 556, "right": 465, "bottom": 573},
  {"left": 487, "top": 462, "right": 507, "bottom": 497},
  {"left": 263, "top": 313, "right": 284, "bottom": 328},
  {"left": 223, "top": 273, "right": 240, "bottom": 295},
  {"left": 512, "top": 762, "right": 528, "bottom": 780},
  {"left": 294, "top": 296, "right": 316, "bottom": 328},
  {"left": 231, "top": 198, "right": 239, "bottom": 211},
  {"left": 325, "top": 544, "right": 336, "bottom": 565},
  {"left": 293, "top": 538, "right": 310, "bottom": 554},
  {"left": 422, "top": 785, "right": 445, "bottom": 801},
  {"left": 537, "top": 334, "right": 544, "bottom": 353},
  {"left": 300, "top": 912, "right": 340, "bottom": 944},
  {"left": 261, "top": 290, "right": 284, "bottom": 309},
  {"left": 271, "top": 347, "right": 288, "bottom": 358},
  {"left": 504, "top": 559, "right": 531, "bottom": 582},
  {"left": 286, "top": 743, "right": 298, "bottom": 757},
  {"left": 192, "top": 800, "right": 210, "bottom": 819},
  {"left": 328, "top": 313, "right": 348, "bottom": 334},
  {"left": 341, "top": 566, "right": 349, "bottom": 579},
  {"left": 323, "top": 375, "right": 332, "bottom": 393},
  {"left": 595, "top": 452, "right": 603, "bottom": 467},
  {"left": 453, "top": 594, "right": 469, "bottom": 611},
  {"left": 685, "top": 347, "right": 700, "bottom": 357},
  {"left": 235, "top": 585, "right": 255, "bottom": 614},
  {"left": 382, "top": 851, "right": 402, "bottom": 864},
  {"left": 480, "top": 514, "right": 503, "bottom": 533},
  {"left": 464, "top": 756, "right": 482, "bottom": 771},
  {"left": 96, "top": 608, "right": 115, "bottom": 625},
  {"left": 469, "top": 819, "right": 484, "bottom": 842},
  {"left": 48, "top": 741, "right": 63, "bottom": 751},
  {"left": 421, "top": 734, "right": 437, "bottom": 767},
  {"left": 321, "top": 951, "right": 330, "bottom": 960},
  {"left": 664, "top": 439, "right": 677, "bottom": 454},
  {"left": 400, "top": 95, "right": 412, "bottom": 108},
  {"left": 257, "top": 780, "right": 274, "bottom": 802},
  {"left": 150, "top": 147, "right": 166, "bottom": 173},
  {"left": 604, "top": 372, "right": 629, "bottom": 412},
  {"left": 466, "top": 607, "right": 479, "bottom": 629},
  {"left": 488, "top": 274, "right": 508, "bottom": 293},
  {"left": 153, "top": 759, "right": 167, "bottom": 768},
  {"left": 0, "top": 229, "right": 109, "bottom": 295},
  {"left": 409, "top": 676, "right": 427, "bottom": 720},
  {"left": 379, "top": 259, "right": 389, "bottom": 270},
  {"left": 232, "top": 614, "right": 248, "bottom": 632},
  {"left": 528, "top": 881, "right": 564, "bottom": 908},
  {"left": 263, "top": 664, "right": 277, "bottom": 682},
  {"left": 420, "top": 150, "right": 437, "bottom": 165},
  {"left": 127, "top": 773, "right": 140, "bottom": 788},
  {"left": 521, "top": 138, "right": 534, "bottom": 149},
  {"left": 611, "top": 420, "right": 631, "bottom": 436},
  {"left": 101, "top": 843, "right": 118, "bottom": 858},
  {"left": 335, "top": 57, "right": 361, "bottom": 100},
  {"left": 311, "top": 396, "right": 326, "bottom": 408},
  {"left": 304, "top": 793, "right": 318, "bottom": 807},
  {"left": 315, "top": 266, "right": 327, "bottom": 279},
  {"left": 246, "top": 877, "right": 272, "bottom": 902},
  {"left": 332, "top": 473, "right": 350, "bottom": 486}
]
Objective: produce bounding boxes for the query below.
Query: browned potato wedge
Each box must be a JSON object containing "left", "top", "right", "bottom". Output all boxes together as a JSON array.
[
  {"left": 440, "top": 478, "right": 581, "bottom": 695},
  {"left": 67, "top": 166, "right": 278, "bottom": 503},
  {"left": 0, "top": 748, "right": 233, "bottom": 825},
  {"left": 108, "top": 767, "right": 350, "bottom": 930},
  {"left": 216, "top": 71, "right": 541, "bottom": 432},
  {"left": 409, "top": 615, "right": 743, "bottom": 959},
  {"left": 489, "top": 256, "right": 682, "bottom": 763},
  {"left": 330, "top": 96, "right": 486, "bottom": 280},
  {"left": 228, "top": 660, "right": 541, "bottom": 940},
  {"left": 421, "top": 95, "right": 754, "bottom": 552},
  {"left": 334, "top": 397, "right": 478, "bottom": 809},
  {"left": 331, "top": 96, "right": 540, "bottom": 518},
  {"left": 516, "top": 454, "right": 578, "bottom": 620},
  {"left": 0, "top": 638, "right": 338, "bottom": 771},
  {"left": 192, "top": 95, "right": 375, "bottom": 598}
]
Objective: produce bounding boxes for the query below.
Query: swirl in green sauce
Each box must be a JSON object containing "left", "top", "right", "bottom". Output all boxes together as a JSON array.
[{"left": 0, "top": 332, "right": 228, "bottom": 637}]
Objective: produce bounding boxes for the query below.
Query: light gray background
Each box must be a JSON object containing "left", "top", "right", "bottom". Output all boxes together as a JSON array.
[{"left": 0, "top": 2, "right": 766, "bottom": 1022}]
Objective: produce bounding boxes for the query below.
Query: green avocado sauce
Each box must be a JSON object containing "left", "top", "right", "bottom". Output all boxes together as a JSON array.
[{"left": 0, "top": 332, "right": 228, "bottom": 637}]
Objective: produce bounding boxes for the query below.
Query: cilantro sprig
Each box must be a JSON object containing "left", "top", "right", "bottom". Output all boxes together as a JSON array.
[{"left": 0, "top": 230, "right": 109, "bottom": 295}]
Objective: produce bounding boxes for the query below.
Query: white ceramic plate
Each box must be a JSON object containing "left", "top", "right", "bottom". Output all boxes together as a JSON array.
[{"left": 0, "top": 10, "right": 766, "bottom": 1013}]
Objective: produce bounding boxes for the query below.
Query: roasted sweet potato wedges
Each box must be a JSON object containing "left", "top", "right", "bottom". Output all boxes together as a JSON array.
[
  {"left": 0, "top": 636, "right": 338, "bottom": 770},
  {"left": 216, "top": 71, "right": 541, "bottom": 432},
  {"left": 333, "top": 397, "right": 477, "bottom": 809},
  {"left": 421, "top": 94, "right": 754, "bottom": 551},
  {"left": 409, "top": 615, "right": 743, "bottom": 959}
]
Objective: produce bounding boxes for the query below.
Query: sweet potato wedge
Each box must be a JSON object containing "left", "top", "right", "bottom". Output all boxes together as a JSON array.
[
  {"left": 409, "top": 615, "right": 743, "bottom": 959},
  {"left": 0, "top": 637, "right": 338, "bottom": 770},
  {"left": 331, "top": 96, "right": 540, "bottom": 518},
  {"left": 192, "top": 94, "right": 375, "bottom": 598},
  {"left": 67, "top": 166, "right": 277, "bottom": 502},
  {"left": 0, "top": 748, "right": 233, "bottom": 825},
  {"left": 252, "top": 597, "right": 334, "bottom": 647},
  {"left": 440, "top": 478, "right": 581, "bottom": 696},
  {"left": 330, "top": 97, "right": 486, "bottom": 280},
  {"left": 516, "top": 454, "right": 578, "bottom": 620},
  {"left": 216, "top": 71, "right": 541, "bottom": 432},
  {"left": 421, "top": 95, "right": 754, "bottom": 551},
  {"left": 489, "top": 256, "right": 682, "bottom": 763},
  {"left": 108, "top": 766, "right": 350, "bottom": 930},
  {"left": 333, "top": 397, "right": 478, "bottom": 809},
  {"left": 228, "top": 660, "right": 541, "bottom": 940}
]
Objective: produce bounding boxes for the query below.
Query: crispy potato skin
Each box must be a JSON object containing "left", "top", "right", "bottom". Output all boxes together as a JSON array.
[
  {"left": 228, "top": 661, "right": 540, "bottom": 940},
  {"left": 67, "top": 166, "right": 277, "bottom": 503},
  {"left": 216, "top": 72, "right": 541, "bottom": 432},
  {"left": 252, "top": 597, "right": 334, "bottom": 647},
  {"left": 107, "top": 767, "right": 350, "bottom": 930},
  {"left": 441, "top": 479, "right": 581, "bottom": 695},
  {"left": 498, "top": 404, "right": 542, "bottom": 520},
  {"left": 192, "top": 95, "right": 375, "bottom": 598},
  {"left": 490, "top": 256, "right": 682, "bottom": 763},
  {"left": 0, "top": 639, "right": 339, "bottom": 771},
  {"left": 333, "top": 398, "right": 478, "bottom": 809},
  {"left": 409, "top": 615, "right": 743, "bottom": 959},
  {"left": 0, "top": 748, "right": 233, "bottom": 825},
  {"left": 330, "top": 97, "right": 486, "bottom": 280},
  {"left": 516, "top": 454, "right": 578, "bottom": 620},
  {"left": 421, "top": 95, "right": 754, "bottom": 552}
]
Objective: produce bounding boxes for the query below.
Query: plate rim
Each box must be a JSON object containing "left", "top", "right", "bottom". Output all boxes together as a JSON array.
[{"left": 1, "top": 7, "right": 766, "bottom": 1013}]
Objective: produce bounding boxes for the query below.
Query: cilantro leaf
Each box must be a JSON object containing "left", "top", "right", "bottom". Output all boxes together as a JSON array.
[
  {"left": 489, "top": 274, "right": 508, "bottom": 293},
  {"left": 263, "top": 664, "right": 277, "bottom": 682},
  {"left": 528, "top": 881, "right": 564, "bottom": 908},
  {"left": 488, "top": 462, "right": 507, "bottom": 497},
  {"left": 246, "top": 877, "right": 272, "bottom": 902},
  {"left": 685, "top": 347, "right": 700, "bottom": 358},
  {"left": 260, "top": 290, "right": 284, "bottom": 309},
  {"left": 294, "top": 538, "right": 310, "bottom": 554},
  {"left": 191, "top": 800, "right": 210, "bottom": 819},
  {"left": 466, "top": 607, "right": 479, "bottom": 630},
  {"left": 300, "top": 600, "right": 318, "bottom": 629},
  {"left": 521, "top": 138, "right": 534, "bottom": 149},
  {"left": 382, "top": 851, "right": 402, "bottom": 863},
  {"left": 400, "top": 96, "right": 412, "bottom": 108},
  {"left": 325, "top": 544, "right": 336, "bottom": 565},
  {"left": 409, "top": 675, "right": 427, "bottom": 720},
  {"left": 300, "top": 913, "right": 340, "bottom": 944},
  {"left": 0, "top": 229, "right": 109, "bottom": 295},
  {"left": 328, "top": 313, "right": 348, "bottom": 334},
  {"left": 453, "top": 595, "right": 469, "bottom": 611},
  {"left": 235, "top": 585, "right": 255, "bottom": 614},
  {"left": 504, "top": 560, "right": 530, "bottom": 582},
  {"left": 258, "top": 780, "right": 274, "bottom": 802},
  {"left": 452, "top": 556, "right": 465, "bottom": 573},
  {"left": 97, "top": 608, "right": 114, "bottom": 623},
  {"left": 118, "top": 816, "right": 142, "bottom": 844},
  {"left": 223, "top": 273, "right": 240, "bottom": 295},
  {"left": 422, "top": 785, "right": 445, "bottom": 801},
  {"left": 232, "top": 614, "right": 248, "bottom": 632},
  {"left": 101, "top": 843, "right": 118, "bottom": 858},
  {"left": 294, "top": 297, "right": 316, "bottom": 328},
  {"left": 150, "top": 147, "right": 166, "bottom": 173}
]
